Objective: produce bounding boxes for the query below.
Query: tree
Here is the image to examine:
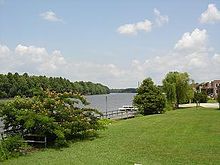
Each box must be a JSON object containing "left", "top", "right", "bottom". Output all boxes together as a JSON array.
[
  {"left": 163, "top": 72, "right": 193, "bottom": 109},
  {"left": 133, "top": 78, "right": 166, "bottom": 115}
]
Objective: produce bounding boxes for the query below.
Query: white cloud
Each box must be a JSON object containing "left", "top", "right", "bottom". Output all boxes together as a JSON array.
[
  {"left": 129, "top": 28, "right": 219, "bottom": 83},
  {"left": 117, "top": 19, "right": 152, "bottom": 35},
  {"left": 174, "top": 28, "right": 207, "bottom": 51},
  {"left": 15, "top": 44, "right": 48, "bottom": 64},
  {"left": 117, "top": 24, "right": 136, "bottom": 35},
  {"left": 0, "top": 44, "right": 128, "bottom": 87},
  {"left": 117, "top": 8, "right": 169, "bottom": 35},
  {"left": 199, "top": 4, "right": 220, "bottom": 24},
  {"left": 15, "top": 44, "right": 47, "bottom": 55},
  {"left": 39, "top": 50, "right": 66, "bottom": 72},
  {"left": 14, "top": 44, "right": 66, "bottom": 73},
  {"left": 40, "top": 11, "right": 63, "bottom": 22},
  {"left": 154, "top": 8, "right": 169, "bottom": 27},
  {"left": 0, "top": 44, "right": 10, "bottom": 58}
]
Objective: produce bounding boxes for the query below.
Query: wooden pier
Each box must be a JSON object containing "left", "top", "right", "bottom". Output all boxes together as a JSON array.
[{"left": 99, "top": 109, "right": 138, "bottom": 120}]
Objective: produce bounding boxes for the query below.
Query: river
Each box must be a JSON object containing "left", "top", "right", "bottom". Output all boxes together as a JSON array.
[{"left": 85, "top": 93, "right": 136, "bottom": 112}]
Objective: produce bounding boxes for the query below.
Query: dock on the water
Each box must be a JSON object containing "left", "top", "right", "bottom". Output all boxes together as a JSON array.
[{"left": 99, "top": 109, "right": 138, "bottom": 120}]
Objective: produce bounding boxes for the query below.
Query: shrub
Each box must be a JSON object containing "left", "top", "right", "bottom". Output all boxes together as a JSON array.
[
  {"left": 193, "top": 91, "right": 208, "bottom": 103},
  {"left": 164, "top": 102, "right": 173, "bottom": 112},
  {"left": 0, "top": 135, "right": 28, "bottom": 161},
  {"left": 0, "top": 90, "right": 104, "bottom": 147}
]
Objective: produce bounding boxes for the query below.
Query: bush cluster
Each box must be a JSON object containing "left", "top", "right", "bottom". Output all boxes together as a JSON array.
[
  {"left": 193, "top": 91, "right": 208, "bottom": 103},
  {"left": 0, "top": 90, "right": 104, "bottom": 147}
]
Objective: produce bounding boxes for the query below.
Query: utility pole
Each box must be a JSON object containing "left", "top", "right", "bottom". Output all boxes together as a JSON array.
[{"left": 105, "top": 95, "right": 108, "bottom": 118}]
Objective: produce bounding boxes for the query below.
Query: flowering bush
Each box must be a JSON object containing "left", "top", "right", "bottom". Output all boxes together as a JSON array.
[{"left": 0, "top": 90, "right": 103, "bottom": 146}]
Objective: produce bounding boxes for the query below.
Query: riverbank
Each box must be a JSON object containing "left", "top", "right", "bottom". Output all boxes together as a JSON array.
[{"left": 3, "top": 107, "right": 220, "bottom": 165}]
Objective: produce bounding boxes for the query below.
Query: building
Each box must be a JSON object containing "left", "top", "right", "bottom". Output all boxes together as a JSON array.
[{"left": 197, "top": 80, "right": 220, "bottom": 98}]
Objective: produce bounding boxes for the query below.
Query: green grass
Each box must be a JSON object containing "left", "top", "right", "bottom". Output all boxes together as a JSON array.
[
  {"left": 3, "top": 107, "right": 220, "bottom": 165},
  {"left": 207, "top": 99, "right": 217, "bottom": 103}
]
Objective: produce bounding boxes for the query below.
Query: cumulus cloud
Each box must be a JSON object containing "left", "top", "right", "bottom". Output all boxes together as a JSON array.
[
  {"left": 0, "top": 44, "right": 128, "bottom": 87},
  {"left": 174, "top": 28, "right": 207, "bottom": 52},
  {"left": 40, "top": 11, "right": 63, "bottom": 22},
  {"left": 199, "top": 4, "right": 220, "bottom": 24},
  {"left": 13, "top": 44, "right": 66, "bottom": 73},
  {"left": 117, "top": 19, "right": 152, "bottom": 35},
  {"left": 136, "top": 28, "right": 219, "bottom": 83},
  {"left": 117, "top": 8, "right": 168, "bottom": 35},
  {"left": 130, "top": 28, "right": 219, "bottom": 83},
  {"left": 154, "top": 8, "right": 169, "bottom": 27},
  {"left": 15, "top": 44, "right": 48, "bottom": 61},
  {"left": 39, "top": 50, "right": 66, "bottom": 72}
]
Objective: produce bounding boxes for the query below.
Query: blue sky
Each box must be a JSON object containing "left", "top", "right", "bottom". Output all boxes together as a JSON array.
[{"left": 0, "top": 0, "right": 220, "bottom": 88}]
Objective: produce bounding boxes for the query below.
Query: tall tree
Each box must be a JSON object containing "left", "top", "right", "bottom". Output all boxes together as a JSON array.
[
  {"left": 163, "top": 72, "right": 193, "bottom": 108},
  {"left": 133, "top": 78, "right": 166, "bottom": 115}
]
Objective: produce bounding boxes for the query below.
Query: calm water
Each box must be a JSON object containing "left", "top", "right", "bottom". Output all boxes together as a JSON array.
[{"left": 85, "top": 93, "right": 136, "bottom": 112}]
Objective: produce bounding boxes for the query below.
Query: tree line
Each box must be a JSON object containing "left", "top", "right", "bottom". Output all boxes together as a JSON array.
[
  {"left": 0, "top": 72, "right": 110, "bottom": 98},
  {"left": 110, "top": 88, "right": 137, "bottom": 93}
]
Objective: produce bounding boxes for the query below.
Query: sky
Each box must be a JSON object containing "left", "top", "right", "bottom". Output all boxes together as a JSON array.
[{"left": 0, "top": 0, "right": 220, "bottom": 88}]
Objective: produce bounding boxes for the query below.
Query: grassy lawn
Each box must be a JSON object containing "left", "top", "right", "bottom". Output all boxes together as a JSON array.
[{"left": 3, "top": 107, "right": 220, "bottom": 165}]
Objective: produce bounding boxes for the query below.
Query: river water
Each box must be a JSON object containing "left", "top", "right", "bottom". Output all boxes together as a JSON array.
[{"left": 85, "top": 93, "right": 136, "bottom": 112}]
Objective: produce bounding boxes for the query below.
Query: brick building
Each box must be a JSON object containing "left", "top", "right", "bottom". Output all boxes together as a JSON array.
[{"left": 198, "top": 80, "right": 220, "bottom": 98}]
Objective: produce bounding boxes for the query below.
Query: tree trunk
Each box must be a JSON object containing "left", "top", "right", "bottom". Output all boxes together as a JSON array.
[
  {"left": 175, "top": 102, "right": 179, "bottom": 109},
  {"left": 175, "top": 98, "right": 180, "bottom": 109}
]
